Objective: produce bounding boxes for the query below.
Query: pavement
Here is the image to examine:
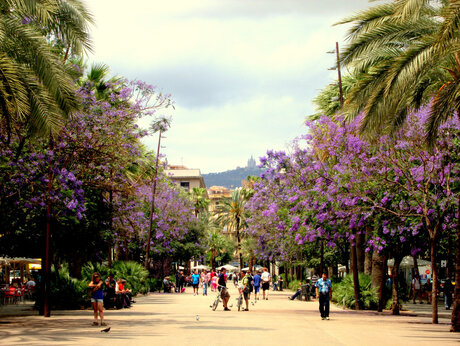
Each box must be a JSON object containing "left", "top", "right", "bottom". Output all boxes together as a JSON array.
[{"left": 0, "top": 286, "right": 458, "bottom": 346}]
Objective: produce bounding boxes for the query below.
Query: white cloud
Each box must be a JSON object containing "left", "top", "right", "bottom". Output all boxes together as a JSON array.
[{"left": 86, "top": 0, "right": 377, "bottom": 173}]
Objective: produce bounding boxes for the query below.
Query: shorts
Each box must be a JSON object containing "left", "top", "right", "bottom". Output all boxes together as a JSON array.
[
  {"left": 220, "top": 287, "right": 230, "bottom": 299},
  {"left": 192, "top": 283, "right": 199, "bottom": 289},
  {"left": 91, "top": 298, "right": 104, "bottom": 303},
  {"left": 254, "top": 285, "right": 260, "bottom": 294},
  {"left": 262, "top": 282, "right": 269, "bottom": 291}
]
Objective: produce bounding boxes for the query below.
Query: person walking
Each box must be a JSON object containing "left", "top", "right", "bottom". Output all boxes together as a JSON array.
[
  {"left": 424, "top": 278, "right": 432, "bottom": 304},
  {"left": 444, "top": 278, "right": 453, "bottom": 310},
  {"left": 239, "top": 271, "right": 250, "bottom": 311},
  {"left": 88, "top": 272, "right": 106, "bottom": 326},
  {"left": 253, "top": 270, "right": 261, "bottom": 300},
  {"left": 315, "top": 272, "right": 332, "bottom": 320},
  {"left": 261, "top": 267, "right": 271, "bottom": 300},
  {"left": 201, "top": 270, "right": 210, "bottom": 296},
  {"left": 411, "top": 275, "right": 422, "bottom": 304},
  {"left": 218, "top": 268, "right": 231, "bottom": 311},
  {"left": 191, "top": 270, "right": 201, "bottom": 296}
]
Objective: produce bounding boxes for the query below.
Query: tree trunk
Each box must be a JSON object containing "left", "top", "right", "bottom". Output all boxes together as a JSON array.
[
  {"left": 285, "top": 262, "right": 290, "bottom": 287},
  {"left": 371, "top": 251, "right": 385, "bottom": 289},
  {"left": 365, "top": 251, "right": 372, "bottom": 276},
  {"left": 391, "top": 256, "right": 401, "bottom": 315},
  {"left": 356, "top": 232, "right": 365, "bottom": 273},
  {"left": 451, "top": 199, "right": 460, "bottom": 331},
  {"left": 430, "top": 238, "right": 439, "bottom": 324},
  {"left": 350, "top": 237, "right": 362, "bottom": 310},
  {"left": 320, "top": 239, "right": 324, "bottom": 275},
  {"left": 378, "top": 255, "right": 388, "bottom": 312}
]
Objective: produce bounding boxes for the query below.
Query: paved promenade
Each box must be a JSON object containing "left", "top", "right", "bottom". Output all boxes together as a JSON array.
[{"left": 0, "top": 286, "right": 458, "bottom": 345}]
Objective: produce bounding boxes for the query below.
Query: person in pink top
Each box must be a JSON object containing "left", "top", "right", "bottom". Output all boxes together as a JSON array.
[{"left": 211, "top": 275, "right": 218, "bottom": 291}]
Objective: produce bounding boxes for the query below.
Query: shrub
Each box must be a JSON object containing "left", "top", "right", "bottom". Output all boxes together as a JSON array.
[
  {"left": 35, "top": 264, "right": 90, "bottom": 310},
  {"left": 112, "top": 261, "right": 149, "bottom": 295},
  {"left": 332, "top": 273, "right": 378, "bottom": 310},
  {"left": 82, "top": 261, "right": 149, "bottom": 296},
  {"left": 288, "top": 280, "right": 301, "bottom": 291}
]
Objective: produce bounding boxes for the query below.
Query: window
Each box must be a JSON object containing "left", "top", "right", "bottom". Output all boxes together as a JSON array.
[{"left": 180, "top": 181, "right": 190, "bottom": 191}]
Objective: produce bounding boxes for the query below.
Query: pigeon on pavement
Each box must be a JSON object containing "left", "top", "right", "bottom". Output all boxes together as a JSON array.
[{"left": 101, "top": 327, "right": 111, "bottom": 333}]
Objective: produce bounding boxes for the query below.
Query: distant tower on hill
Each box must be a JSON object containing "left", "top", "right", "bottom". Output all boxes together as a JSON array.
[{"left": 247, "top": 155, "right": 256, "bottom": 169}]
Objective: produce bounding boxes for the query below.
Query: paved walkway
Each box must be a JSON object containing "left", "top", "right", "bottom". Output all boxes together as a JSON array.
[{"left": 0, "top": 286, "right": 458, "bottom": 345}]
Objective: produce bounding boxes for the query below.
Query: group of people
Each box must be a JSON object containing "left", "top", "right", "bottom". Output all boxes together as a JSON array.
[
  {"left": 411, "top": 276, "right": 454, "bottom": 309},
  {"left": 227, "top": 267, "right": 273, "bottom": 311},
  {"left": 88, "top": 272, "right": 135, "bottom": 326}
]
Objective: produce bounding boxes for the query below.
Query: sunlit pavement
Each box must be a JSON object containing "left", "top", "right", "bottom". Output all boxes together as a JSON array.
[{"left": 0, "top": 286, "right": 458, "bottom": 345}]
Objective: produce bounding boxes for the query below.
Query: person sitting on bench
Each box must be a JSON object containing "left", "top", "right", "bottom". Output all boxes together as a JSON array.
[
  {"left": 288, "top": 281, "right": 303, "bottom": 300},
  {"left": 163, "top": 276, "right": 175, "bottom": 293}
]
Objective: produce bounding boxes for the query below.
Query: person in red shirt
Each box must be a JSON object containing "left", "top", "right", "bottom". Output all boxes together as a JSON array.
[{"left": 210, "top": 268, "right": 216, "bottom": 291}]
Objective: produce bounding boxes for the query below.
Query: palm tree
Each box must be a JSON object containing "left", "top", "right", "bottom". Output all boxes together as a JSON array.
[
  {"left": 215, "top": 188, "right": 253, "bottom": 269},
  {"left": 337, "top": 0, "right": 459, "bottom": 327},
  {"left": 189, "top": 187, "right": 210, "bottom": 217},
  {"left": 0, "top": 0, "right": 93, "bottom": 143},
  {"left": 337, "top": 0, "right": 458, "bottom": 144}
]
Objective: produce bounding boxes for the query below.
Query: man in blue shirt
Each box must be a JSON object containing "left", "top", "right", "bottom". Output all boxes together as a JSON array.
[
  {"left": 315, "top": 272, "right": 332, "bottom": 320},
  {"left": 253, "top": 271, "right": 261, "bottom": 300},
  {"left": 191, "top": 270, "right": 201, "bottom": 296}
]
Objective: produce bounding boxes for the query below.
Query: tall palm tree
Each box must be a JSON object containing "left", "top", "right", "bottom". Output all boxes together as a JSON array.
[
  {"left": 0, "top": 0, "right": 93, "bottom": 143},
  {"left": 215, "top": 188, "right": 253, "bottom": 269}
]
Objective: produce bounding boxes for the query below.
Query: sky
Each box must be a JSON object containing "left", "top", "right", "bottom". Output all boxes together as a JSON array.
[{"left": 86, "top": 0, "right": 375, "bottom": 173}]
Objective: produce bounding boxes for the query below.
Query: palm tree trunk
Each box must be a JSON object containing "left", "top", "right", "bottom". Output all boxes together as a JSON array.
[
  {"left": 451, "top": 197, "right": 460, "bottom": 331},
  {"left": 236, "top": 218, "right": 243, "bottom": 269}
]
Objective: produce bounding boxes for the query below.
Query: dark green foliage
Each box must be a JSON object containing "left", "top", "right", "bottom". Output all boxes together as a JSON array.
[
  {"left": 36, "top": 264, "right": 89, "bottom": 310},
  {"left": 82, "top": 261, "right": 149, "bottom": 295},
  {"left": 332, "top": 273, "right": 379, "bottom": 310}
]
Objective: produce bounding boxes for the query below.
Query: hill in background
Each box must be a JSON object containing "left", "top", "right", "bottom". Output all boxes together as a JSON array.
[{"left": 203, "top": 156, "right": 264, "bottom": 189}]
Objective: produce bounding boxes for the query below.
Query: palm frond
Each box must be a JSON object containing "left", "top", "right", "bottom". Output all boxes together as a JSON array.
[{"left": 426, "top": 80, "right": 460, "bottom": 145}]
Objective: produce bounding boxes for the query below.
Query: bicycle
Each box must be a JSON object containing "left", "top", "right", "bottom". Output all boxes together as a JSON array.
[
  {"left": 210, "top": 284, "right": 226, "bottom": 311},
  {"left": 236, "top": 290, "right": 243, "bottom": 311}
]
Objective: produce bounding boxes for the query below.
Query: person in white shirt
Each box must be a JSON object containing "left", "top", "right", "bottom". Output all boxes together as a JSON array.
[
  {"left": 412, "top": 276, "right": 422, "bottom": 304},
  {"left": 261, "top": 267, "right": 271, "bottom": 300}
]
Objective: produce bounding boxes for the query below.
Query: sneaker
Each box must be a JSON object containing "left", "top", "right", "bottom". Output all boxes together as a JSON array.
[
  {"left": 101, "top": 322, "right": 107, "bottom": 326},
  {"left": 92, "top": 322, "right": 98, "bottom": 326},
  {"left": 321, "top": 317, "right": 325, "bottom": 320},
  {"left": 326, "top": 317, "right": 330, "bottom": 320},
  {"left": 224, "top": 307, "right": 231, "bottom": 311}
]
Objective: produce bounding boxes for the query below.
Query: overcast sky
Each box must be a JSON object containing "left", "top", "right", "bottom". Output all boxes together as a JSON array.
[{"left": 86, "top": 0, "right": 374, "bottom": 173}]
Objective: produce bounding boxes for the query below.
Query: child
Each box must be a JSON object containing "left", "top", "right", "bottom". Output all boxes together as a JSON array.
[{"left": 211, "top": 275, "right": 218, "bottom": 291}]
